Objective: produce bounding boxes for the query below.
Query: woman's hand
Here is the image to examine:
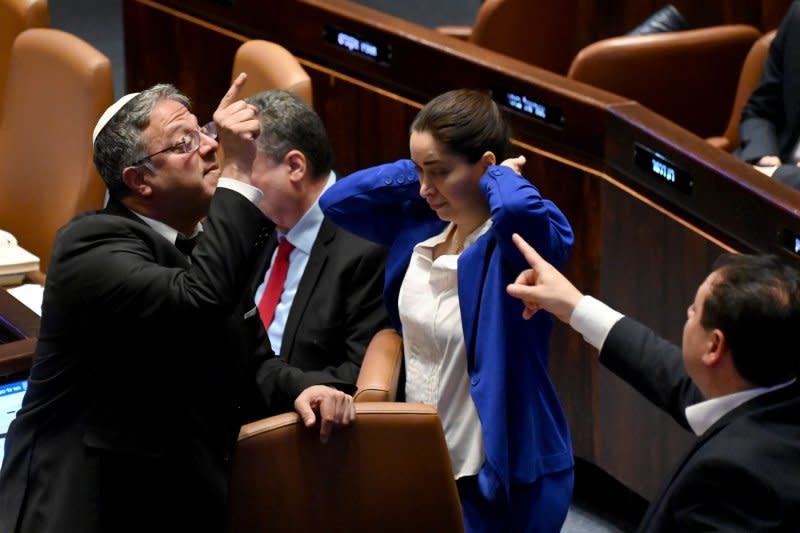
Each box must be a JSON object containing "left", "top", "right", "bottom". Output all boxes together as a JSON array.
[{"left": 500, "top": 155, "right": 526, "bottom": 175}]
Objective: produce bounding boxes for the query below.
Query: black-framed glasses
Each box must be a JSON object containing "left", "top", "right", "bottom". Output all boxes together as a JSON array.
[{"left": 131, "top": 121, "right": 217, "bottom": 167}]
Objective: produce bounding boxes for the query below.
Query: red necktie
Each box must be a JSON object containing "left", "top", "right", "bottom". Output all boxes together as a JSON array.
[{"left": 258, "top": 237, "right": 294, "bottom": 330}]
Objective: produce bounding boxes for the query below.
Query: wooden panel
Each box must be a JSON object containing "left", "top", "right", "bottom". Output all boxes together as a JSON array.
[{"left": 595, "top": 183, "right": 721, "bottom": 498}]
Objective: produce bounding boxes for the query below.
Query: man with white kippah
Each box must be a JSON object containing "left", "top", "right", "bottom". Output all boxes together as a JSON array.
[
  {"left": 506, "top": 234, "right": 800, "bottom": 532},
  {"left": 0, "top": 75, "right": 356, "bottom": 533}
]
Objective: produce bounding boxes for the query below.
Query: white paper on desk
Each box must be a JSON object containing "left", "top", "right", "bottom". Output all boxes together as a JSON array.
[
  {"left": 7, "top": 283, "right": 44, "bottom": 316},
  {"left": 754, "top": 165, "right": 779, "bottom": 177}
]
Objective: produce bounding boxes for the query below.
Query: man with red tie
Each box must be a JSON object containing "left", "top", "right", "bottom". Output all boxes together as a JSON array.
[{"left": 246, "top": 90, "right": 389, "bottom": 414}]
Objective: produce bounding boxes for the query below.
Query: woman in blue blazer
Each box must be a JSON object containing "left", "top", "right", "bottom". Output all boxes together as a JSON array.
[{"left": 320, "top": 89, "right": 574, "bottom": 532}]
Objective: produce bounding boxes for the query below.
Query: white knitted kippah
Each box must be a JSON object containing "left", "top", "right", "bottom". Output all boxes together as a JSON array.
[{"left": 92, "top": 92, "right": 140, "bottom": 144}]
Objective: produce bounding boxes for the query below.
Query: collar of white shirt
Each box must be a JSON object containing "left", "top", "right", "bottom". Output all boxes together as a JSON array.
[
  {"left": 685, "top": 378, "right": 796, "bottom": 435},
  {"left": 277, "top": 171, "right": 336, "bottom": 253},
  {"left": 133, "top": 211, "right": 202, "bottom": 244}
]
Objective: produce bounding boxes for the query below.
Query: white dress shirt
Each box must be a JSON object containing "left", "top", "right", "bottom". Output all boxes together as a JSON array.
[
  {"left": 398, "top": 220, "right": 491, "bottom": 479},
  {"left": 254, "top": 173, "right": 335, "bottom": 355},
  {"left": 569, "top": 295, "right": 795, "bottom": 435}
]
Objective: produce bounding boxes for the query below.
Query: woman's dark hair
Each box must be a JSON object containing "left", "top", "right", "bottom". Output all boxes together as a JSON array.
[
  {"left": 702, "top": 254, "right": 800, "bottom": 385},
  {"left": 410, "top": 89, "right": 510, "bottom": 163}
]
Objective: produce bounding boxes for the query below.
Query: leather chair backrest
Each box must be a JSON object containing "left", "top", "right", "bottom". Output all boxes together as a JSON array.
[
  {"left": 469, "top": 0, "right": 579, "bottom": 74},
  {"left": 0, "top": 28, "right": 113, "bottom": 272},
  {"left": 231, "top": 39, "right": 313, "bottom": 104},
  {"left": 227, "top": 402, "right": 464, "bottom": 532},
  {"left": 710, "top": 29, "right": 777, "bottom": 151},
  {"left": 354, "top": 328, "right": 403, "bottom": 402},
  {"left": 0, "top": 0, "right": 48, "bottom": 121},
  {"left": 568, "top": 24, "right": 761, "bottom": 138}
]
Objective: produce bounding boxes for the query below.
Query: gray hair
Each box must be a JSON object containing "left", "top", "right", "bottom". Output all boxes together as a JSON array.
[
  {"left": 245, "top": 90, "right": 332, "bottom": 181},
  {"left": 93, "top": 84, "right": 190, "bottom": 199}
]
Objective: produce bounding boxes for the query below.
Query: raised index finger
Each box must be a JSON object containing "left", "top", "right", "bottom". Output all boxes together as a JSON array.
[
  {"left": 217, "top": 72, "right": 248, "bottom": 112},
  {"left": 511, "top": 233, "right": 544, "bottom": 269}
]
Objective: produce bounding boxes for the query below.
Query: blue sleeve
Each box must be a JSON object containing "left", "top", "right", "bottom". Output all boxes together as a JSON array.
[
  {"left": 319, "top": 160, "right": 425, "bottom": 246},
  {"left": 480, "top": 165, "right": 574, "bottom": 272}
]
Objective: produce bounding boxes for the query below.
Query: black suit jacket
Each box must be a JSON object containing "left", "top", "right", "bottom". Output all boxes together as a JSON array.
[
  {"left": 0, "top": 189, "right": 276, "bottom": 533},
  {"left": 250, "top": 218, "right": 389, "bottom": 414},
  {"left": 601, "top": 317, "right": 800, "bottom": 532},
  {"left": 739, "top": 0, "right": 800, "bottom": 166}
]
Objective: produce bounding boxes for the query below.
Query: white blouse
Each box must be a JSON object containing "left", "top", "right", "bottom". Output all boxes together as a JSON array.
[{"left": 398, "top": 220, "right": 492, "bottom": 479}]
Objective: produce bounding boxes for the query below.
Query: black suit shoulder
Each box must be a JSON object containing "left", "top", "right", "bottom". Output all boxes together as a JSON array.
[
  {"left": 645, "top": 384, "right": 800, "bottom": 532},
  {"left": 600, "top": 317, "right": 703, "bottom": 429}
]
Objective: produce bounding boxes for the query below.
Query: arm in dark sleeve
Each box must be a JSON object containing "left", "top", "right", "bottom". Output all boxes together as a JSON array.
[
  {"left": 599, "top": 317, "right": 704, "bottom": 430},
  {"left": 66, "top": 189, "right": 271, "bottom": 324},
  {"left": 739, "top": 3, "right": 797, "bottom": 162},
  {"left": 320, "top": 242, "right": 390, "bottom": 384}
]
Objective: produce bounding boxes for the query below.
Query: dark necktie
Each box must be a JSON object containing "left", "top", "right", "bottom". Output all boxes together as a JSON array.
[
  {"left": 175, "top": 234, "right": 198, "bottom": 257},
  {"left": 257, "top": 237, "right": 294, "bottom": 329}
]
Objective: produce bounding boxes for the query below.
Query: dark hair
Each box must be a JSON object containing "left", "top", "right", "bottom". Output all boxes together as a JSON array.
[
  {"left": 702, "top": 254, "right": 800, "bottom": 385},
  {"left": 93, "top": 85, "right": 190, "bottom": 199},
  {"left": 246, "top": 90, "right": 332, "bottom": 181},
  {"left": 410, "top": 89, "right": 510, "bottom": 163}
]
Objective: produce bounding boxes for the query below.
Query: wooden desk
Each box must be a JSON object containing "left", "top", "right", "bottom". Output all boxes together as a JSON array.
[
  {"left": 0, "top": 289, "right": 38, "bottom": 377},
  {"left": 120, "top": 0, "right": 800, "bottom": 499}
]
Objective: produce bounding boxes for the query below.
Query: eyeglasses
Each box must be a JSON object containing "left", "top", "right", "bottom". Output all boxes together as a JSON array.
[{"left": 131, "top": 121, "right": 217, "bottom": 167}]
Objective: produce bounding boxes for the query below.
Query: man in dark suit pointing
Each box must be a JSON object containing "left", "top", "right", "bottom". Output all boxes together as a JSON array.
[
  {"left": 507, "top": 234, "right": 800, "bottom": 532},
  {"left": 0, "top": 76, "right": 354, "bottom": 533}
]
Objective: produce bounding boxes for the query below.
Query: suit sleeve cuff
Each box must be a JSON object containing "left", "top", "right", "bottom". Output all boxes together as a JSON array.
[
  {"left": 217, "top": 177, "right": 263, "bottom": 205},
  {"left": 569, "top": 295, "right": 624, "bottom": 351}
]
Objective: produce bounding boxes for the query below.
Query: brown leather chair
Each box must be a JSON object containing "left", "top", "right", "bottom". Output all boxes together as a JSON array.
[
  {"left": 0, "top": 0, "right": 48, "bottom": 121},
  {"left": 354, "top": 328, "right": 403, "bottom": 402},
  {"left": 567, "top": 25, "right": 761, "bottom": 138},
  {"left": 230, "top": 39, "right": 313, "bottom": 104},
  {"left": 0, "top": 28, "right": 113, "bottom": 272},
  {"left": 227, "top": 402, "right": 464, "bottom": 532},
  {"left": 707, "top": 29, "right": 777, "bottom": 152},
  {"left": 437, "top": 0, "right": 578, "bottom": 74}
]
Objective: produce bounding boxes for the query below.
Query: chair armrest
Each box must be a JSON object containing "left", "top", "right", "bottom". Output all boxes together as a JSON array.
[
  {"left": 354, "top": 328, "right": 402, "bottom": 402},
  {"left": 436, "top": 25, "right": 472, "bottom": 41},
  {"left": 706, "top": 136, "right": 733, "bottom": 152}
]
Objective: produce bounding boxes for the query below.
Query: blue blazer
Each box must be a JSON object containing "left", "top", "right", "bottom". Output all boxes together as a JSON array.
[{"left": 320, "top": 160, "right": 574, "bottom": 503}]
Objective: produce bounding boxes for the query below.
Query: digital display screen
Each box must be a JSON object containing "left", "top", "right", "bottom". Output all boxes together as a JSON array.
[
  {"left": 492, "top": 88, "right": 564, "bottom": 127},
  {"left": 0, "top": 379, "right": 27, "bottom": 466},
  {"left": 634, "top": 144, "right": 694, "bottom": 194},
  {"left": 780, "top": 229, "right": 800, "bottom": 256},
  {"left": 324, "top": 26, "right": 392, "bottom": 64}
]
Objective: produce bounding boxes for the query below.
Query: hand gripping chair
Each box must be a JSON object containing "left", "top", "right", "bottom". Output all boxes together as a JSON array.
[
  {"left": 567, "top": 24, "right": 761, "bottom": 138},
  {"left": 0, "top": 28, "right": 113, "bottom": 274},
  {"left": 226, "top": 402, "right": 465, "bottom": 532},
  {"left": 230, "top": 39, "right": 313, "bottom": 104},
  {"left": 0, "top": 0, "right": 48, "bottom": 121},
  {"left": 706, "top": 29, "right": 777, "bottom": 152}
]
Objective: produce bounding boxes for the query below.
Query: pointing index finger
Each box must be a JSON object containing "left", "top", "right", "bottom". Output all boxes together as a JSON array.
[
  {"left": 217, "top": 72, "right": 248, "bottom": 111},
  {"left": 512, "top": 233, "right": 544, "bottom": 269}
]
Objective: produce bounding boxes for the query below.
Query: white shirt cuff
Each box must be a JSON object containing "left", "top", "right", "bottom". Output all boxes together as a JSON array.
[
  {"left": 218, "top": 177, "right": 263, "bottom": 205},
  {"left": 569, "top": 295, "right": 625, "bottom": 351}
]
